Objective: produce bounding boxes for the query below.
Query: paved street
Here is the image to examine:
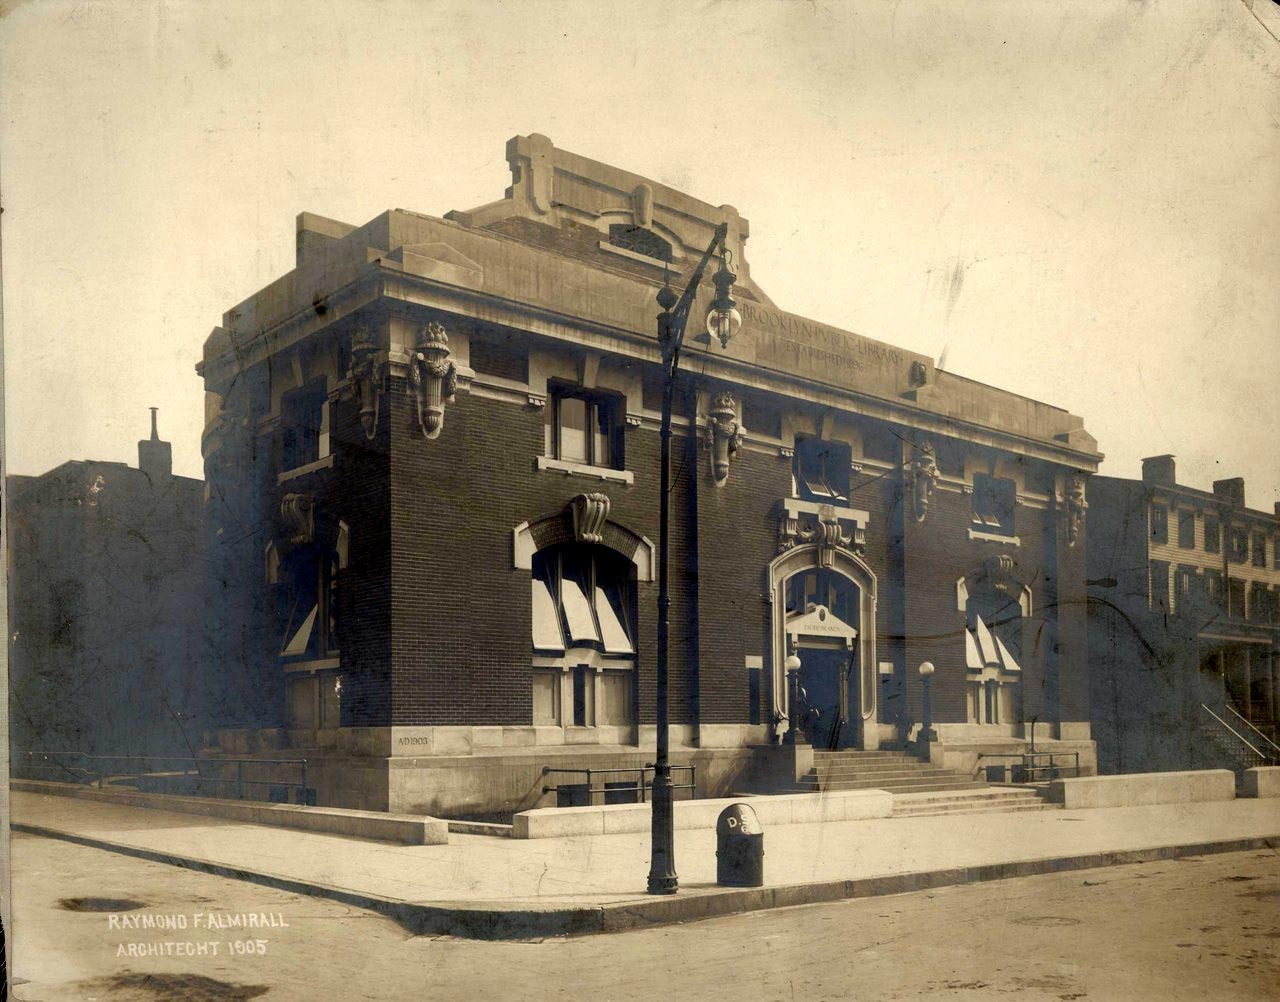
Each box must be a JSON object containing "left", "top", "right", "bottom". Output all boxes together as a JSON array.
[{"left": 10, "top": 831, "right": 1278, "bottom": 1001}]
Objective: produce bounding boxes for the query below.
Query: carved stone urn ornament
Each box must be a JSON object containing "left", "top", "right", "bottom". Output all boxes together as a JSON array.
[
  {"left": 408, "top": 321, "right": 458, "bottom": 440},
  {"left": 347, "top": 327, "right": 384, "bottom": 441},
  {"left": 909, "top": 440, "right": 940, "bottom": 522},
  {"left": 1064, "top": 475, "right": 1088, "bottom": 547},
  {"left": 705, "top": 391, "right": 745, "bottom": 487},
  {"left": 569, "top": 493, "right": 610, "bottom": 544}
]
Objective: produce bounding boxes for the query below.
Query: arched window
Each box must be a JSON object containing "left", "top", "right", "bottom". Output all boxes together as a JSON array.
[
  {"left": 607, "top": 223, "right": 672, "bottom": 263},
  {"left": 964, "top": 588, "right": 1022, "bottom": 726},
  {"left": 530, "top": 544, "right": 636, "bottom": 728}
]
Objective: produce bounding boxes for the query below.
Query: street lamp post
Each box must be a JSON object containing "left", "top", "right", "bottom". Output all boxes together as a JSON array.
[
  {"left": 783, "top": 653, "right": 806, "bottom": 746},
  {"left": 917, "top": 661, "right": 937, "bottom": 749},
  {"left": 648, "top": 221, "right": 740, "bottom": 896}
]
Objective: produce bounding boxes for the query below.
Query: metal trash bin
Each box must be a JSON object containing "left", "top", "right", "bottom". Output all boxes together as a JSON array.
[{"left": 716, "top": 803, "right": 764, "bottom": 887}]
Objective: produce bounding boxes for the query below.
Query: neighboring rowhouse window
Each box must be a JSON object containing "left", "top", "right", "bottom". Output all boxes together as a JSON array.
[
  {"left": 546, "top": 384, "right": 624, "bottom": 470},
  {"left": 281, "top": 381, "right": 330, "bottom": 472},
  {"left": 1149, "top": 561, "right": 1170, "bottom": 615},
  {"left": 794, "top": 436, "right": 851, "bottom": 504},
  {"left": 972, "top": 474, "right": 1016, "bottom": 536},
  {"left": 1204, "top": 514, "right": 1220, "bottom": 554},
  {"left": 1149, "top": 504, "right": 1168, "bottom": 545},
  {"left": 1229, "top": 528, "right": 1249, "bottom": 563},
  {"left": 1177, "top": 510, "right": 1195, "bottom": 549},
  {"left": 1252, "top": 532, "right": 1267, "bottom": 568}
]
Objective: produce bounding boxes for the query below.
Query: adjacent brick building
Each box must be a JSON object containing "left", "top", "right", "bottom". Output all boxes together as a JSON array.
[
  {"left": 199, "top": 135, "right": 1101, "bottom": 814},
  {"left": 1088, "top": 457, "right": 1280, "bottom": 774},
  {"left": 7, "top": 412, "right": 210, "bottom": 760}
]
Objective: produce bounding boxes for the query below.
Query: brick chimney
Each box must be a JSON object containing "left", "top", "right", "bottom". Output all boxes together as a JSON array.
[
  {"left": 1141, "top": 455, "right": 1177, "bottom": 487},
  {"left": 138, "top": 407, "right": 172, "bottom": 481},
  {"left": 1212, "top": 477, "right": 1245, "bottom": 508}
]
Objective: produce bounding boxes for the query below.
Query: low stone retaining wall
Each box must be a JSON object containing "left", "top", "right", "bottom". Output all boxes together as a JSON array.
[
  {"left": 512, "top": 789, "right": 893, "bottom": 839},
  {"left": 12, "top": 779, "right": 448, "bottom": 845},
  {"left": 1047, "top": 770, "right": 1235, "bottom": 809},
  {"left": 1242, "top": 767, "right": 1280, "bottom": 798}
]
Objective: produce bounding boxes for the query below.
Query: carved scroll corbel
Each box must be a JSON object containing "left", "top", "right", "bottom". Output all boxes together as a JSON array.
[
  {"left": 347, "top": 328, "right": 386, "bottom": 441},
  {"left": 569, "top": 493, "right": 610, "bottom": 544},
  {"left": 908, "top": 440, "right": 940, "bottom": 523},
  {"left": 408, "top": 321, "right": 458, "bottom": 440},
  {"left": 705, "top": 391, "right": 745, "bottom": 487},
  {"left": 279, "top": 493, "right": 316, "bottom": 548}
]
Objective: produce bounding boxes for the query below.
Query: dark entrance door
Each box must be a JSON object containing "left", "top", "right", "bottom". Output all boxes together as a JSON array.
[{"left": 798, "top": 648, "right": 855, "bottom": 749}]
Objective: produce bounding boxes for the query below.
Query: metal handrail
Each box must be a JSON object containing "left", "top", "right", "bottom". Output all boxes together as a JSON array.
[
  {"left": 541, "top": 765, "right": 697, "bottom": 805},
  {"left": 1223, "top": 704, "right": 1280, "bottom": 756},
  {"left": 1199, "top": 705, "right": 1267, "bottom": 762},
  {"left": 973, "top": 750, "right": 1081, "bottom": 780},
  {"left": 17, "top": 750, "right": 311, "bottom": 804}
]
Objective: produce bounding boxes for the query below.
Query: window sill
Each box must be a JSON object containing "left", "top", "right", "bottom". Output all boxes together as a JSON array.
[
  {"left": 597, "top": 240, "right": 681, "bottom": 271},
  {"left": 278, "top": 454, "right": 334, "bottom": 484},
  {"left": 968, "top": 527, "right": 1020, "bottom": 546},
  {"left": 535, "top": 455, "right": 634, "bottom": 485}
]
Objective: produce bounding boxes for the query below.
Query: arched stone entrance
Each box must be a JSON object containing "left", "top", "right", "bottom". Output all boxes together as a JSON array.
[{"left": 768, "top": 544, "right": 878, "bottom": 750}]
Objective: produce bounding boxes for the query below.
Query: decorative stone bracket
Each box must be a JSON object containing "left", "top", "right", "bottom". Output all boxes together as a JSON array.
[
  {"left": 569, "top": 492, "right": 610, "bottom": 544},
  {"left": 705, "top": 391, "right": 746, "bottom": 487},
  {"left": 347, "top": 328, "right": 386, "bottom": 441},
  {"left": 408, "top": 321, "right": 458, "bottom": 440},
  {"left": 278, "top": 493, "right": 316, "bottom": 550},
  {"left": 1061, "top": 475, "right": 1088, "bottom": 547},
  {"left": 906, "top": 440, "right": 940, "bottom": 523},
  {"left": 777, "top": 499, "right": 869, "bottom": 567}
]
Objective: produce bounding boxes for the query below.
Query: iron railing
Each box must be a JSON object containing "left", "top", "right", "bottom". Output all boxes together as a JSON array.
[
  {"left": 974, "top": 750, "right": 1081, "bottom": 783},
  {"left": 15, "top": 751, "right": 313, "bottom": 804},
  {"left": 1222, "top": 703, "right": 1280, "bottom": 761},
  {"left": 1199, "top": 705, "right": 1274, "bottom": 768},
  {"left": 541, "top": 764, "right": 697, "bottom": 806}
]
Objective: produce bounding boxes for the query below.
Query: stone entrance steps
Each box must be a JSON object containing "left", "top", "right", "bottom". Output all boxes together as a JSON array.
[
  {"left": 798, "top": 749, "right": 987, "bottom": 795},
  {"left": 891, "top": 787, "right": 1059, "bottom": 818}
]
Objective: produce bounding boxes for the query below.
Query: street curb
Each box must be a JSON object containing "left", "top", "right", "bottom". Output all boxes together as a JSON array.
[{"left": 13, "top": 822, "right": 1279, "bottom": 940}]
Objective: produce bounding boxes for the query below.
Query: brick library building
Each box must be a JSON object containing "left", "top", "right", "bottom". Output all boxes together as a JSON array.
[{"left": 198, "top": 135, "right": 1101, "bottom": 816}]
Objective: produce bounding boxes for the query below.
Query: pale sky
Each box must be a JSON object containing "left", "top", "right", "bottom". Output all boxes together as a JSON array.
[{"left": 2, "top": 0, "right": 1278, "bottom": 508}]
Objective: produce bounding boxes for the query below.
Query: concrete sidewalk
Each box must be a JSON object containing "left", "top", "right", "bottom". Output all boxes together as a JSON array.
[{"left": 12, "top": 788, "right": 1280, "bottom": 939}]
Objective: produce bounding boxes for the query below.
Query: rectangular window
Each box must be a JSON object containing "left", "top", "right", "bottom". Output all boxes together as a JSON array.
[
  {"left": 1252, "top": 532, "right": 1266, "bottom": 568},
  {"left": 1229, "top": 528, "right": 1249, "bottom": 563},
  {"left": 1175, "top": 565, "right": 1196, "bottom": 614},
  {"left": 571, "top": 666, "right": 592, "bottom": 726},
  {"left": 1177, "top": 510, "right": 1195, "bottom": 549},
  {"left": 1203, "top": 569, "right": 1223, "bottom": 610},
  {"left": 1150, "top": 561, "right": 1170, "bottom": 614},
  {"left": 281, "top": 382, "right": 329, "bottom": 472},
  {"left": 794, "top": 436, "right": 852, "bottom": 503},
  {"left": 972, "top": 474, "right": 1016, "bottom": 536},
  {"left": 1204, "top": 514, "right": 1220, "bottom": 554},
  {"left": 547, "top": 385, "right": 623, "bottom": 470},
  {"left": 1249, "top": 584, "right": 1270, "bottom": 624},
  {"left": 1150, "top": 504, "right": 1168, "bottom": 545},
  {"left": 1227, "top": 578, "right": 1246, "bottom": 619}
]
